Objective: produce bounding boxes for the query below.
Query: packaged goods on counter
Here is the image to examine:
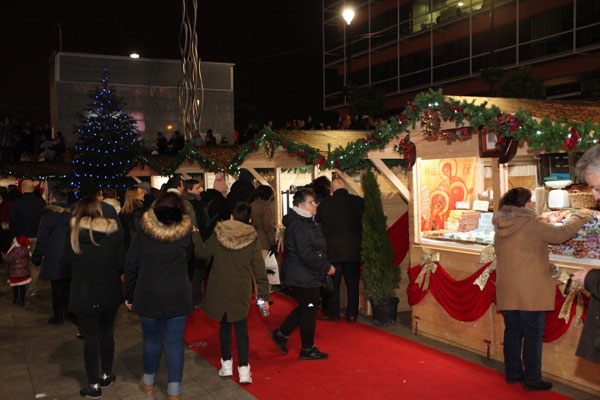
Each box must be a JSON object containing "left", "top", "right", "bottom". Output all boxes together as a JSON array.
[{"left": 542, "top": 209, "right": 600, "bottom": 259}]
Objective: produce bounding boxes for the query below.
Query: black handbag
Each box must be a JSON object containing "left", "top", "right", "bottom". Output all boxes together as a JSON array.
[{"left": 321, "top": 275, "right": 334, "bottom": 296}]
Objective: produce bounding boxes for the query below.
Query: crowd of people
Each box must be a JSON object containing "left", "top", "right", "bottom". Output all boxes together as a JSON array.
[
  {"left": 0, "top": 117, "right": 66, "bottom": 162},
  {"left": 0, "top": 169, "right": 368, "bottom": 399}
]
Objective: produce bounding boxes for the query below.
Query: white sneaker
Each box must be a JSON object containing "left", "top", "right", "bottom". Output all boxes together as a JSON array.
[
  {"left": 218, "top": 358, "right": 233, "bottom": 377},
  {"left": 238, "top": 364, "right": 252, "bottom": 384}
]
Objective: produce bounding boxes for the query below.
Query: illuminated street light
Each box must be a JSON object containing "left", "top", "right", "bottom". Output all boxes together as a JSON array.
[
  {"left": 342, "top": 8, "right": 355, "bottom": 25},
  {"left": 130, "top": 53, "right": 140, "bottom": 59},
  {"left": 458, "top": 2, "right": 464, "bottom": 6}
]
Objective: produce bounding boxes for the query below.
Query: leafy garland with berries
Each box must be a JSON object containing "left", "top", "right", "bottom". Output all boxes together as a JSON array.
[{"left": 136, "top": 88, "right": 598, "bottom": 175}]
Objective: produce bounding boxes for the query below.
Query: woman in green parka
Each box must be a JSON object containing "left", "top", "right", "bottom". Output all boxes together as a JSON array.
[{"left": 193, "top": 202, "right": 269, "bottom": 384}]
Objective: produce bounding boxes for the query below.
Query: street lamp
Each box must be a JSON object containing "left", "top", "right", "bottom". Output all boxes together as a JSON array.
[
  {"left": 342, "top": 8, "right": 355, "bottom": 25},
  {"left": 343, "top": 7, "right": 355, "bottom": 96}
]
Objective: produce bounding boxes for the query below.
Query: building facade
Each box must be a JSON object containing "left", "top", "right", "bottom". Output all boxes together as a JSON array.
[
  {"left": 323, "top": 0, "right": 600, "bottom": 113},
  {"left": 50, "top": 52, "right": 234, "bottom": 148}
]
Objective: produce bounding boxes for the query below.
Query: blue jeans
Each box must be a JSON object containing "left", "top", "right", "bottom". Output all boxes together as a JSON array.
[
  {"left": 140, "top": 315, "right": 187, "bottom": 385},
  {"left": 503, "top": 311, "right": 545, "bottom": 384}
]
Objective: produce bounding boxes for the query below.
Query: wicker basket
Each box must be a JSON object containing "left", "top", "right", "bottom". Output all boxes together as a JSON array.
[{"left": 568, "top": 191, "right": 597, "bottom": 209}]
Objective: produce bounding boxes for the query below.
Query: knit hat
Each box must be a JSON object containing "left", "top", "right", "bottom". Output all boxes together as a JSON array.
[
  {"left": 137, "top": 181, "right": 152, "bottom": 193},
  {"left": 14, "top": 236, "right": 30, "bottom": 247},
  {"left": 213, "top": 172, "right": 228, "bottom": 197}
]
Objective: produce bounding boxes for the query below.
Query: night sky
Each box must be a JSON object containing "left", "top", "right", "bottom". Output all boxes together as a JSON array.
[{"left": 1, "top": 0, "right": 329, "bottom": 130}]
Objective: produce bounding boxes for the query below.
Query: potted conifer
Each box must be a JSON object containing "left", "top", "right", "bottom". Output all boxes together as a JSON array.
[{"left": 361, "top": 168, "right": 400, "bottom": 326}]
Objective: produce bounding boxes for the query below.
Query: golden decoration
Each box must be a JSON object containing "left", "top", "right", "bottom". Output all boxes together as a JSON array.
[
  {"left": 415, "top": 247, "right": 440, "bottom": 291},
  {"left": 264, "top": 140, "right": 275, "bottom": 159},
  {"left": 421, "top": 107, "right": 441, "bottom": 137},
  {"left": 558, "top": 288, "right": 590, "bottom": 325},
  {"left": 474, "top": 244, "right": 497, "bottom": 291}
]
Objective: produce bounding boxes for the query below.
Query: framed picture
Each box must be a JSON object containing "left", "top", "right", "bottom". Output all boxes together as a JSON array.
[{"left": 478, "top": 128, "right": 502, "bottom": 158}]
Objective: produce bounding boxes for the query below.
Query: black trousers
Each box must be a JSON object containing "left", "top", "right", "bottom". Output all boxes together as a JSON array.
[
  {"left": 50, "top": 279, "right": 70, "bottom": 320},
  {"left": 191, "top": 258, "right": 211, "bottom": 305},
  {"left": 323, "top": 261, "right": 360, "bottom": 319},
  {"left": 503, "top": 310, "right": 546, "bottom": 385},
  {"left": 77, "top": 306, "right": 119, "bottom": 384},
  {"left": 12, "top": 285, "right": 26, "bottom": 302},
  {"left": 279, "top": 286, "right": 320, "bottom": 350},
  {"left": 219, "top": 314, "right": 249, "bottom": 366}
]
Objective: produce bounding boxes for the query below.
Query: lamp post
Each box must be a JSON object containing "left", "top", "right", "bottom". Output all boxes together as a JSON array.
[{"left": 343, "top": 7, "right": 355, "bottom": 104}]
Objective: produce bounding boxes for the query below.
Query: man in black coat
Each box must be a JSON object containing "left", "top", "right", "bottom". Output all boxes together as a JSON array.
[
  {"left": 32, "top": 189, "right": 72, "bottom": 324},
  {"left": 226, "top": 169, "right": 256, "bottom": 213},
  {"left": 316, "top": 178, "right": 365, "bottom": 322},
  {"left": 9, "top": 179, "right": 46, "bottom": 295}
]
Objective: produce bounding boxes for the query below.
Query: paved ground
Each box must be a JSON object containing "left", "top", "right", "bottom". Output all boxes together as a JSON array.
[{"left": 0, "top": 266, "right": 595, "bottom": 400}]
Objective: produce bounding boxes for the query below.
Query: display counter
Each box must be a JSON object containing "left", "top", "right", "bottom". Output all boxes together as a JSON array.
[{"left": 409, "top": 156, "right": 600, "bottom": 396}]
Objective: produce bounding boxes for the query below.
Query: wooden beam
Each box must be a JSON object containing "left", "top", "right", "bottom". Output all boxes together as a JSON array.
[
  {"left": 131, "top": 176, "right": 141, "bottom": 183},
  {"left": 246, "top": 168, "right": 271, "bottom": 187},
  {"left": 335, "top": 168, "right": 363, "bottom": 197},
  {"left": 492, "top": 158, "right": 501, "bottom": 211},
  {"left": 181, "top": 173, "right": 192, "bottom": 180},
  {"left": 311, "top": 166, "right": 318, "bottom": 181},
  {"left": 275, "top": 168, "right": 282, "bottom": 224},
  {"left": 369, "top": 158, "right": 410, "bottom": 202}
]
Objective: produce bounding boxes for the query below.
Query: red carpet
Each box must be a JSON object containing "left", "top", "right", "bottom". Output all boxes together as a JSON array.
[{"left": 184, "top": 293, "right": 570, "bottom": 400}]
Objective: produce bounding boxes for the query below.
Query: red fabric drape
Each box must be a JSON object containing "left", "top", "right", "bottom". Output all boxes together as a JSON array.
[
  {"left": 408, "top": 262, "right": 496, "bottom": 322},
  {"left": 408, "top": 260, "right": 590, "bottom": 342},
  {"left": 387, "top": 212, "right": 410, "bottom": 266}
]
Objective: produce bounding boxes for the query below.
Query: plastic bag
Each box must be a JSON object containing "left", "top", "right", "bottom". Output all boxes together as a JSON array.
[{"left": 265, "top": 253, "right": 280, "bottom": 285}]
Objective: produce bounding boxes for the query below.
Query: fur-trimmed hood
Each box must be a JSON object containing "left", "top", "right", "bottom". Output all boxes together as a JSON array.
[
  {"left": 492, "top": 206, "right": 537, "bottom": 239},
  {"left": 71, "top": 216, "right": 119, "bottom": 234},
  {"left": 140, "top": 208, "right": 192, "bottom": 242},
  {"left": 45, "top": 203, "right": 71, "bottom": 214},
  {"left": 214, "top": 219, "right": 257, "bottom": 250},
  {"left": 103, "top": 198, "right": 121, "bottom": 214}
]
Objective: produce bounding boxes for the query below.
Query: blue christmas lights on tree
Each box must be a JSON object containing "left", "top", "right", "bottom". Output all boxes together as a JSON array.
[{"left": 71, "top": 68, "right": 140, "bottom": 191}]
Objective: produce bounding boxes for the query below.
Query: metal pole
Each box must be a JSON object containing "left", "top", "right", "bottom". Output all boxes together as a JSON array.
[{"left": 57, "top": 22, "right": 62, "bottom": 52}]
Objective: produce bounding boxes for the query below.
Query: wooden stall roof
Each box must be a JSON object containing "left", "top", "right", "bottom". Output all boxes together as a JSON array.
[
  {"left": 448, "top": 96, "right": 600, "bottom": 124},
  {"left": 279, "top": 130, "right": 370, "bottom": 153},
  {"left": 1, "top": 162, "right": 73, "bottom": 179}
]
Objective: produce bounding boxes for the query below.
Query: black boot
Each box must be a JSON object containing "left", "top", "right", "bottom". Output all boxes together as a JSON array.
[
  {"left": 99, "top": 372, "right": 116, "bottom": 388},
  {"left": 299, "top": 345, "right": 328, "bottom": 360},
  {"left": 79, "top": 383, "right": 102, "bottom": 399},
  {"left": 269, "top": 329, "right": 289, "bottom": 354},
  {"left": 524, "top": 380, "right": 553, "bottom": 391}
]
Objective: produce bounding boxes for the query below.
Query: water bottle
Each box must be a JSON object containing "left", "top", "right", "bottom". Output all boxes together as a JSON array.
[{"left": 256, "top": 295, "right": 269, "bottom": 317}]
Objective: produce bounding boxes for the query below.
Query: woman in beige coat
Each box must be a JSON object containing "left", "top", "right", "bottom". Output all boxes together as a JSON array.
[{"left": 493, "top": 187, "right": 592, "bottom": 391}]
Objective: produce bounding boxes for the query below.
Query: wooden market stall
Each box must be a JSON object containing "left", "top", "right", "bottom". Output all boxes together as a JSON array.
[{"left": 405, "top": 95, "right": 600, "bottom": 396}]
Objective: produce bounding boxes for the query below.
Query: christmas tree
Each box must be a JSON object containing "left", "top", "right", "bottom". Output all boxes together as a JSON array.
[
  {"left": 360, "top": 168, "right": 399, "bottom": 305},
  {"left": 71, "top": 68, "right": 139, "bottom": 192}
]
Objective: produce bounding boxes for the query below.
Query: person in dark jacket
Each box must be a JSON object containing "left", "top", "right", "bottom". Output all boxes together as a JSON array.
[
  {"left": 120, "top": 187, "right": 146, "bottom": 251},
  {"left": 9, "top": 179, "right": 46, "bottom": 296},
  {"left": 573, "top": 148, "right": 600, "bottom": 365},
  {"left": 60, "top": 197, "right": 125, "bottom": 399},
  {"left": 31, "top": 189, "right": 72, "bottom": 324},
  {"left": 316, "top": 179, "right": 365, "bottom": 322},
  {"left": 194, "top": 202, "right": 269, "bottom": 383},
  {"left": 2, "top": 235, "right": 31, "bottom": 306},
  {"left": 270, "top": 188, "right": 335, "bottom": 360},
  {"left": 123, "top": 192, "right": 193, "bottom": 400},
  {"left": 226, "top": 169, "right": 256, "bottom": 213},
  {"left": 74, "top": 181, "right": 124, "bottom": 234}
]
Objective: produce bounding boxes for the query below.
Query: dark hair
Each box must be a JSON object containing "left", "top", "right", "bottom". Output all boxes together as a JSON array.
[
  {"left": 165, "top": 176, "right": 182, "bottom": 190},
  {"left": 184, "top": 179, "right": 200, "bottom": 192},
  {"left": 50, "top": 189, "right": 68, "bottom": 203},
  {"left": 313, "top": 184, "right": 330, "bottom": 203},
  {"left": 293, "top": 188, "right": 316, "bottom": 207},
  {"left": 153, "top": 192, "right": 187, "bottom": 224},
  {"left": 499, "top": 187, "right": 532, "bottom": 208},
  {"left": 313, "top": 176, "right": 331, "bottom": 188},
  {"left": 102, "top": 188, "right": 118, "bottom": 199},
  {"left": 256, "top": 185, "right": 274, "bottom": 201},
  {"left": 71, "top": 197, "right": 103, "bottom": 254},
  {"left": 232, "top": 202, "right": 252, "bottom": 223},
  {"left": 79, "top": 181, "right": 101, "bottom": 198}
]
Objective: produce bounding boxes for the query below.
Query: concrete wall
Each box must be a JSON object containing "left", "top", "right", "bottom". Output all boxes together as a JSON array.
[{"left": 49, "top": 52, "right": 234, "bottom": 148}]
